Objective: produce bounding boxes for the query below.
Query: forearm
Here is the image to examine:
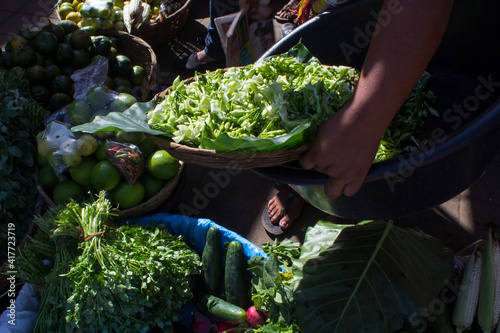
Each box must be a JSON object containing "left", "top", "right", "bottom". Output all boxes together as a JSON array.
[{"left": 345, "top": 0, "right": 454, "bottom": 139}]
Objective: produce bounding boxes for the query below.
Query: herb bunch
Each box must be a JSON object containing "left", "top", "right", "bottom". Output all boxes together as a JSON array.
[
  {"left": 17, "top": 192, "right": 202, "bottom": 333},
  {"left": 0, "top": 69, "right": 49, "bottom": 261},
  {"left": 248, "top": 239, "right": 302, "bottom": 332}
]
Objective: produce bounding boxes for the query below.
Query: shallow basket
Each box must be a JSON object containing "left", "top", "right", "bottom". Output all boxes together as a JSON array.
[
  {"left": 35, "top": 161, "right": 184, "bottom": 221},
  {"left": 132, "top": 0, "right": 193, "bottom": 48},
  {"left": 147, "top": 74, "right": 310, "bottom": 170},
  {"left": 148, "top": 135, "right": 309, "bottom": 169}
]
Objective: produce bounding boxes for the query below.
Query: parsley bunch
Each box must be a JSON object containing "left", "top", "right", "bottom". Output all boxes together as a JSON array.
[{"left": 17, "top": 192, "right": 202, "bottom": 333}]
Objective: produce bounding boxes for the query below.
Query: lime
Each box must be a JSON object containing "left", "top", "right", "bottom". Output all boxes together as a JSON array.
[
  {"left": 55, "top": 43, "right": 74, "bottom": 65},
  {"left": 90, "top": 160, "right": 121, "bottom": 191},
  {"left": 70, "top": 156, "right": 98, "bottom": 186},
  {"left": 87, "top": 85, "right": 114, "bottom": 109},
  {"left": 37, "top": 138, "right": 58, "bottom": 157},
  {"left": 68, "top": 100, "right": 92, "bottom": 125},
  {"left": 59, "top": 6, "right": 74, "bottom": 20},
  {"left": 63, "top": 150, "right": 82, "bottom": 167},
  {"left": 113, "top": 181, "right": 145, "bottom": 208},
  {"left": 140, "top": 172, "right": 164, "bottom": 199},
  {"left": 9, "top": 46, "right": 36, "bottom": 68},
  {"left": 56, "top": 20, "right": 79, "bottom": 34},
  {"left": 76, "top": 134, "right": 99, "bottom": 156},
  {"left": 52, "top": 180, "right": 84, "bottom": 204},
  {"left": 38, "top": 164, "right": 60, "bottom": 189},
  {"left": 34, "top": 31, "right": 58, "bottom": 55},
  {"left": 110, "top": 54, "right": 132, "bottom": 77},
  {"left": 95, "top": 142, "right": 108, "bottom": 161},
  {"left": 115, "top": 131, "right": 144, "bottom": 145},
  {"left": 90, "top": 108, "right": 110, "bottom": 121},
  {"left": 90, "top": 35, "right": 112, "bottom": 56},
  {"left": 45, "top": 64, "right": 62, "bottom": 82},
  {"left": 26, "top": 65, "right": 46, "bottom": 85},
  {"left": 49, "top": 92, "right": 73, "bottom": 111},
  {"left": 146, "top": 150, "right": 180, "bottom": 180},
  {"left": 130, "top": 65, "right": 146, "bottom": 86},
  {"left": 37, "top": 151, "right": 48, "bottom": 166},
  {"left": 112, "top": 76, "right": 131, "bottom": 90},
  {"left": 138, "top": 138, "right": 157, "bottom": 158},
  {"left": 51, "top": 74, "right": 74, "bottom": 95},
  {"left": 98, "top": 7, "right": 111, "bottom": 19},
  {"left": 70, "top": 29, "right": 92, "bottom": 50},
  {"left": 109, "top": 93, "right": 136, "bottom": 112},
  {"left": 66, "top": 12, "right": 81, "bottom": 24}
]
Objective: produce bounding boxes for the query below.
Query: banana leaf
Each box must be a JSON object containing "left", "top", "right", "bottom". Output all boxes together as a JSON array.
[
  {"left": 71, "top": 100, "right": 164, "bottom": 136},
  {"left": 293, "top": 220, "right": 454, "bottom": 333}
]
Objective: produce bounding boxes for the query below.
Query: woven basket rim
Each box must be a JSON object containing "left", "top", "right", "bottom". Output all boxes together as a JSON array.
[
  {"left": 35, "top": 161, "right": 184, "bottom": 220},
  {"left": 148, "top": 134, "right": 310, "bottom": 169}
]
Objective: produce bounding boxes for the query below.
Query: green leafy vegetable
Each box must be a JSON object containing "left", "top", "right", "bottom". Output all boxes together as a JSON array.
[
  {"left": 0, "top": 68, "right": 49, "bottom": 263},
  {"left": 17, "top": 192, "right": 202, "bottom": 333},
  {"left": 293, "top": 220, "right": 454, "bottom": 333}
]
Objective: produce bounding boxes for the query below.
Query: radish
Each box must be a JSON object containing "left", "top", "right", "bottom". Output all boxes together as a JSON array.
[
  {"left": 216, "top": 321, "right": 236, "bottom": 332},
  {"left": 191, "top": 311, "right": 213, "bottom": 333},
  {"left": 246, "top": 305, "right": 267, "bottom": 328}
]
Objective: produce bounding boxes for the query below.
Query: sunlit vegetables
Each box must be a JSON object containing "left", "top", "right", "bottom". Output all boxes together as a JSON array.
[
  {"left": 16, "top": 191, "right": 202, "bottom": 332},
  {"left": 147, "top": 43, "right": 436, "bottom": 160}
]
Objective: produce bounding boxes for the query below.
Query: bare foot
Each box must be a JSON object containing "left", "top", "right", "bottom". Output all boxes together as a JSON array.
[{"left": 267, "top": 189, "right": 304, "bottom": 229}]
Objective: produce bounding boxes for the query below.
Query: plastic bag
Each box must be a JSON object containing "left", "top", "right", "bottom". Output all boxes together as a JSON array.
[
  {"left": 37, "top": 121, "right": 100, "bottom": 175},
  {"left": 0, "top": 284, "right": 40, "bottom": 333},
  {"left": 71, "top": 56, "right": 109, "bottom": 102},
  {"left": 80, "top": 0, "right": 115, "bottom": 30},
  {"left": 105, "top": 140, "right": 144, "bottom": 185}
]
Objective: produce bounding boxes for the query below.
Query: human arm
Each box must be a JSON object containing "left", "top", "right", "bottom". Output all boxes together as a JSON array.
[{"left": 299, "top": 0, "right": 454, "bottom": 199}]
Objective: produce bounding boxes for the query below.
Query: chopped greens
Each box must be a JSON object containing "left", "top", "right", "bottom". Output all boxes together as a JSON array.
[
  {"left": 147, "top": 43, "right": 437, "bottom": 159},
  {"left": 16, "top": 192, "right": 202, "bottom": 333},
  {"left": 147, "top": 49, "right": 358, "bottom": 152}
]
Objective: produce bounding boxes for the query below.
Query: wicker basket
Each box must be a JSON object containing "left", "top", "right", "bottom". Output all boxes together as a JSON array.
[
  {"left": 105, "top": 30, "right": 158, "bottom": 101},
  {"left": 147, "top": 74, "right": 310, "bottom": 169},
  {"left": 132, "top": 0, "right": 193, "bottom": 48},
  {"left": 148, "top": 135, "right": 309, "bottom": 169},
  {"left": 35, "top": 161, "right": 184, "bottom": 221}
]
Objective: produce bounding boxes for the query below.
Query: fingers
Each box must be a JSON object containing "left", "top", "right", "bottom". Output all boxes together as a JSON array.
[{"left": 324, "top": 176, "right": 364, "bottom": 199}]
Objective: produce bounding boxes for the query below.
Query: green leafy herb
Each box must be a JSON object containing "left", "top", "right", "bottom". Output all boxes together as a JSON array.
[
  {"left": 0, "top": 68, "right": 49, "bottom": 262},
  {"left": 17, "top": 192, "right": 202, "bottom": 333}
]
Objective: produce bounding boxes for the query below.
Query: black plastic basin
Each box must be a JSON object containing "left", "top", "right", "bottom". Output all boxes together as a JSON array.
[{"left": 253, "top": 0, "right": 500, "bottom": 219}]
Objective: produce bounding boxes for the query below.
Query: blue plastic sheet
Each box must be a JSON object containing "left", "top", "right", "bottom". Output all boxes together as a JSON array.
[{"left": 124, "top": 213, "right": 268, "bottom": 261}]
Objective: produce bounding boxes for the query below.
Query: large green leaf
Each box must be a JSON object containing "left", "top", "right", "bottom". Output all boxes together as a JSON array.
[
  {"left": 70, "top": 101, "right": 164, "bottom": 136},
  {"left": 293, "top": 220, "right": 454, "bottom": 333}
]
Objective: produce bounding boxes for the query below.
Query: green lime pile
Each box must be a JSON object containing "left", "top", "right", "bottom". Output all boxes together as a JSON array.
[
  {"left": 0, "top": 20, "right": 148, "bottom": 112},
  {"left": 37, "top": 127, "right": 181, "bottom": 211}
]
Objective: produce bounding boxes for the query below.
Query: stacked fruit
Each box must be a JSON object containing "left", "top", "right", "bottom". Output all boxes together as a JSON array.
[
  {"left": 36, "top": 85, "right": 180, "bottom": 210},
  {"left": 0, "top": 20, "right": 148, "bottom": 112}
]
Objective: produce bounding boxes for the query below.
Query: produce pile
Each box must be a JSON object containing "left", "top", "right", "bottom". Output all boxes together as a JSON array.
[
  {"left": 147, "top": 43, "right": 437, "bottom": 160},
  {"left": 58, "top": 0, "right": 188, "bottom": 33},
  {"left": 17, "top": 193, "right": 201, "bottom": 332},
  {"left": 0, "top": 20, "right": 149, "bottom": 111},
  {"left": 36, "top": 91, "right": 181, "bottom": 210},
  {"left": 0, "top": 69, "right": 49, "bottom": 263}
]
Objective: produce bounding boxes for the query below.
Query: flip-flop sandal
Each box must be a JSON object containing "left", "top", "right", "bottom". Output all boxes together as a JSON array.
[
  {"left": 274, "top": 3, "right": 298, "bottom": 24},
  {"left": 261, "top": 191, "right": 296, "bottom": 236}
]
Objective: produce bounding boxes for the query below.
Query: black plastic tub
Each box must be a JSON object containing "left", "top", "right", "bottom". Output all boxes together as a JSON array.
[{"left": 253, "top": 0, "right": 500, "bottom": 220}]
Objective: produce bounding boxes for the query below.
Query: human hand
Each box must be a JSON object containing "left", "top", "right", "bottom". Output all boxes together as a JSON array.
[{"left": 299, "top": 104, "right": 382, "bottom": 199}]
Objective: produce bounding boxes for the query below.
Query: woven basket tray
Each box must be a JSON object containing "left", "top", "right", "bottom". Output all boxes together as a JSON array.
[
  {"left": 35, "top": 161, "right": 184, "bottom": 221},
  {"left": 132, "top": 0, "right": 193, "bottom": 48},
  {"left": 148, "top": 75, "right": 310, "bottom": 169},
  {"left": 147, "top": 135, "right": 309, "bottom": 169}
]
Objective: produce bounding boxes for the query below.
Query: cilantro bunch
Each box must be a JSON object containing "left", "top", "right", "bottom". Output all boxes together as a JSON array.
[{"left": 17, "top": 192, "right": 202, "bottom": 333}]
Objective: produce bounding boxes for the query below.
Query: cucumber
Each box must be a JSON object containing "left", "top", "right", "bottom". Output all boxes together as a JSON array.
[
  {"left": 202, "top": 226, "right": 223, "bottom": 295},
  {"left": 224, "top": 240, "right": 250, "bottom": 309},
  {"left": 194, "top": 293, "right": 247, "bottom": 324}
]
